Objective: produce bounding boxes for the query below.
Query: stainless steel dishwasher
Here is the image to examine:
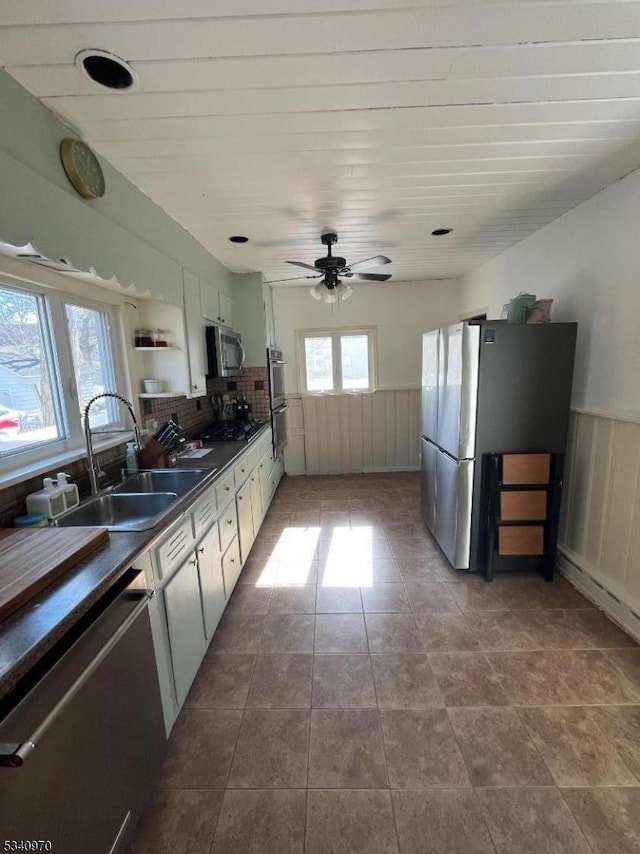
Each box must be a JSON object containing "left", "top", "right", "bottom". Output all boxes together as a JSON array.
[{"left": 0, "top": 569, "right": 166, "bottom": 854}]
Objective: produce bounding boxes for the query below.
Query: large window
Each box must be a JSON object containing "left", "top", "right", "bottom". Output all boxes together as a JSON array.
[
  {"left": 297, "top": 327, "right": 376, "bottom": 394},
  {"left": 0, "top": 279, "right": 124, "bottom": 469}
]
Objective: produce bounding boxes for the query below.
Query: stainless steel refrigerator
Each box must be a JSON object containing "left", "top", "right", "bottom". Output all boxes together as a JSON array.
[{"left": 421, "top": 320, "right": 577, "bottom": 572}]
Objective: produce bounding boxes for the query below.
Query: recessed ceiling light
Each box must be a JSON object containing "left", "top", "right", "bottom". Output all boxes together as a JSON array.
[
  {"left": 228, "top": 235, "right": 249, "bottom": 243},
  {"left": 431, "top": 227, "right": 453, "bottom": 236},
  {"left": 75, "top": 49, "right": 137, "bottom": 90}
]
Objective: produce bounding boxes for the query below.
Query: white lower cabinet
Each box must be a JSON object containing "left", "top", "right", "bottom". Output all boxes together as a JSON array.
[
  {"left": 236, "top": 477, "right": 255, "bottom": 563},
  {"left": 151, "top": 427, "right": 277, "bottom": 731},
  {"left": 222, "top": 535, "right": 242, "bottom": 597},
  {"left": 163, "top": 554, "right": 207, "bottom": 708},
  {"left": 197, "top": 521, "right": 225, "bottom": 638},
  {"left": 249, "top": 469, "right": 263, "bottom": 531}
]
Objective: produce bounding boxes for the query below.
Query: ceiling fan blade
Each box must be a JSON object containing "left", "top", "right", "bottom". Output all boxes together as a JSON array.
[
  {"left": 265, "top": 274, "right": 322, "bottom": 283},
  {"left": 350, "top": 272, "right": 392, "bottom": 282},
  {"left": 344, "top": 254, "right": 391, "bottom": 273},
  {"left": 286, "top": 260, "right": 320, "bottom": 271}
]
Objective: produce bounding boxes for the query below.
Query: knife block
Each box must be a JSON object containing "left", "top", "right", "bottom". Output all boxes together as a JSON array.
[{"left": 137, "top": 437, "right": 167, "bottom": 469}]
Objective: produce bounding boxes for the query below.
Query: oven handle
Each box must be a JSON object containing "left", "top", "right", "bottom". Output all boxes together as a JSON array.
[
  {"left": 0, "top": 590, "right": 153, "bottom": 769},
  {"left": 269, "top": 358, "right": 286, "bottom": 365},
  {"left": 273, "top": 404, "right": 288, "bottom": 415}
]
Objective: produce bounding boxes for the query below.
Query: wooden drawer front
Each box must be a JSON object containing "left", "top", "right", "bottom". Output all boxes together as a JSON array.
[
  {"left": 233, "top": 456, "right": 251, "bottom": 490},
  {"left": 500, "top": 491, "right": 547, "bottom": 521},
  {"left": 502, "top": 454, "right": 550, "bottom": 484},
  {"left": 218, "top": 498, "right": 239, "bottom": 555},
  {"left": 215, "top": 469, "right": 235, "bottom": 510},
  {"left": 192, "top": 486, "right": 218, "bottom": 540},
  {"left": 256, "top": 430, "right": 272, "bottom": 458},
  {"left": 498, "top": 525, "right": 544, "bottom": 555},
  {"left": 222, "top": 535, "right": 242, "bottom": 598},
  {"left": 155, "top": 517, "right": 195, "bottom": 580}
]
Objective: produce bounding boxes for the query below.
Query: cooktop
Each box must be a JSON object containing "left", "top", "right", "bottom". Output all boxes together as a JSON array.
[{"left": 198, "top": 420, "right": 264, "bottom": 443}]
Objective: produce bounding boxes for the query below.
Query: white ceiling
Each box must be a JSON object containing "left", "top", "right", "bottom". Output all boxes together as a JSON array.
[{"left": 3, "top": 0, "right": 640, "bottom": 286}]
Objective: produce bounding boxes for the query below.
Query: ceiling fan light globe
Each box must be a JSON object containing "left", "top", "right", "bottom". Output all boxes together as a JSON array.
[
  {"left": 337, "top": 282, "right": 353, "bottom": 301},
  {"left": 310, "top": 283, "right": 324, "bottom": 300},
  {"left": 324, "top": 290, "right": 338, "bottom": 304}
]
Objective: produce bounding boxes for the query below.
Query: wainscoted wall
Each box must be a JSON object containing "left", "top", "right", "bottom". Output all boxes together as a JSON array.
[
  {"left": 300, "top": 389, "right": 420, "bottom": 475},
  {"left": 558, "top": 409, "right": 640, "bottom": 640}
]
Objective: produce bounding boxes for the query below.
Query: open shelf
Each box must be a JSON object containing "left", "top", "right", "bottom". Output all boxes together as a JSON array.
[
  {"left": 134, "top": 346, "right": 180, "bottom": 351},
  {"left": 138, "top": 392, "right": 186, "bottom": 399}
]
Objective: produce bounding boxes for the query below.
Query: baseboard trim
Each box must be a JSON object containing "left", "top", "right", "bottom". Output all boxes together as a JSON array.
[
  {"left": 556, "top": 551, "right": 640, "bottom": 644},
  {"left": 362, "top": 466, "right": 421, "bottom": 473}
]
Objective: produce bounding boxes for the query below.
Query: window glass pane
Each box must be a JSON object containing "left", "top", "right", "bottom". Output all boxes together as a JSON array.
[
  {"left": 304, "top": 336, "right": 333, "bottom": 391},
  {"left": 0, "top": 285, "right": 63, "bottom": 453},
  {"left": 340, "top": 334, "right": 369, "bottom": 389},
  {"left": 65, "top": 303, "right": 118, "bottom": 426}
]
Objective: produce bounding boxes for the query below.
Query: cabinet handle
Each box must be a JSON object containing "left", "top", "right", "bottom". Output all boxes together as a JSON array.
[
  {"left": 198, "top": 547, "right": 205, "bottom": 554},
  {"left": 227, "top": 519, "right": 233, "bottom": 524},
  {"left": 230, "top": 557, "right": 235, "bottom": 563},
  {"left": 238, "top": 495, "right": 243, "bottom": 501},
  {"left": 190, "top": 558, "right": 197, "bottom": 566},
  {"left": 225, "top": 485, "right": 230, "bottom": 491}
]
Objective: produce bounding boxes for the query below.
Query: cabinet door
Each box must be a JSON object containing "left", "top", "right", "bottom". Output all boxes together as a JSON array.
[
  {"left": 218, "top": 291, "right": 233, "bottom": 328},
  {"left": 200, "top": 278, "right": 221, "bottom": 323},
  {"left": 183, "top": 268, "right": 207, "bottom": 396},
  {"left": 263, "top": 281, "right": 276, "bottom": 348},
  {"left": 236, "top": 477, "right": 255, "bottom": 563},
  {"left": 163, "top": 554, "right": 207, "bottom": 707},
  {"left": 249, "top": 468, "right": 263, "bottom": 533},
  {"left": 222, "top": 535, "right": 242, "bottom": 598},
  {"left": 197, "top": 522, "right": 225, "bottom": 638},
  {"left": 259, "top": 454, "right": 272, "bottom": 517}
]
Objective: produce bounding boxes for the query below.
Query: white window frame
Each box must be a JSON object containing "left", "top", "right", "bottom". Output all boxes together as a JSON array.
[
  {"left": 0, "top": 270, "right": 132, "bottom": 483},
  {"left": 295, "top": 326, "right": 377, "bottom": 395}
]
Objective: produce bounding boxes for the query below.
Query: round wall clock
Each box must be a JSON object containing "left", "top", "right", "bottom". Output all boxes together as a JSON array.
[{"left": 60, "top": 137, "right": 105, "bottom": 199}]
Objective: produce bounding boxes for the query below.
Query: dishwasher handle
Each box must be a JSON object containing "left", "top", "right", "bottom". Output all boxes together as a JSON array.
[{"left": 0, "top": 590, "right": 153, "bottom": 769}]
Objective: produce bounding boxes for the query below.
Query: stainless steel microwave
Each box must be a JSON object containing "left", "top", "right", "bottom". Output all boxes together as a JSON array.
[{"left": 206, "top": 325, "right": 245, "bottom": 378}]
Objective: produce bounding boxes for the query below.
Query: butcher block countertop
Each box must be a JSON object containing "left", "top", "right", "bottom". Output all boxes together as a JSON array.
[{"left": 0, "top": 427, "right": 269, "bottom": 706}]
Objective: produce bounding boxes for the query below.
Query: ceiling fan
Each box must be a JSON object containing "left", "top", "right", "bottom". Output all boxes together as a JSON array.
[{"left": 274, "top": 232, "right": 392, "bottom": 303}]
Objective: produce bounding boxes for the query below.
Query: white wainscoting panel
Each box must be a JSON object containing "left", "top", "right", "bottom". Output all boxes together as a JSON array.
[
  {"left": 301, "top": 389, "right": 420, "bottom": 474},
  {"left": 559, "top": 409, "right": 640, "bottom": 626}
]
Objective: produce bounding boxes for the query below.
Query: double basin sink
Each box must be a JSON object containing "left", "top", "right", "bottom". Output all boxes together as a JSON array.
[{"left": 56, "top": 469, "right": 212, "bottom": 531}]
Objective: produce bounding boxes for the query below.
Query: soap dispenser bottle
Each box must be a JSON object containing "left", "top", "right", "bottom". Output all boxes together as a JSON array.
[
  {"left": 125, "top": 442, "right": 139, "bottom": 474},
  {"left": 56, "top": 472, "right": 79, "bottom": 510}
]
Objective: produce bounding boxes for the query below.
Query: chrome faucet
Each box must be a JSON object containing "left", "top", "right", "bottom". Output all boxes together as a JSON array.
[{"left": 83, "top": 392, "right": 142, "bottom": 495}]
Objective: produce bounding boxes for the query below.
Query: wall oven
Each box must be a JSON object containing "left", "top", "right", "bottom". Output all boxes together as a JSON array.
[
  {"left": 268, "top": 347, "right": 287, "bottom": 456},
  {"left": 206, "top": 325, "right": 245, "bottom": 378}
]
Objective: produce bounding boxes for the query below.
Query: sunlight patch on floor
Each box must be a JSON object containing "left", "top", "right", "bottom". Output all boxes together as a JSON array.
[{"left": 319, "top": 526, "right": 374, "bottom": 588}]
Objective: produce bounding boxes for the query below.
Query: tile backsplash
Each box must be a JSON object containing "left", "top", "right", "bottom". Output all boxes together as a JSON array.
[
  {"left": 207, "top": 366, "right": 270, "bottom": 421},
  {"left": 0, "top": 365, "right": 271, "bottom": 526}
]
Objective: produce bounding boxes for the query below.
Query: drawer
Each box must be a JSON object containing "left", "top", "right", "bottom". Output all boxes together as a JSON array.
[
  {"left": 498, "top": 525, "right": 544, "bottom": 555},
  {"left": 233, "top": 455, "right": 251, "bottom": 490},
  {"left": 500, "top": 491, "right": 547, "bottom": 521},
  {"left": 154, "top": 516, "right": 195, "bottom": 580},
  {"left": 215, "top": 469, "right": 235, "bottom": 509},
  {"left": 218, "top": 497, "right": 239, "bottom": 555},
  {"left": 192, "top": 485, "right": 217, "bottom": 540},
  {"left": 222, "top": 535, "right": 242, "bottom": 598},
  {"left": 246, "top": 445, "right": 260, "bottom": 474},
  {"left": 502, "top": 454, "right": 551, "bottom": 485}
]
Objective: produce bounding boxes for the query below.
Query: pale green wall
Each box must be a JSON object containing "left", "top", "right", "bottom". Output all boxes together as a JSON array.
[{"left": 0, "top": 69, "right": 235, "bottom": 304}]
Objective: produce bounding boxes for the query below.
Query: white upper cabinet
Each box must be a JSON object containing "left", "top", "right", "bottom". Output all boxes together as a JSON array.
[
  {"left": 183, "top": 268, "right": 207, "bottom": 397},
  {"left": 200, "top": 278, "right": 233, "bottom": 328}
]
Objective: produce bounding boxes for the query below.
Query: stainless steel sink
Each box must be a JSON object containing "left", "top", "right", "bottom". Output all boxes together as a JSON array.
[
  {"left": 111, "top": 468, "right": 209, "bottom": 497},
  {"left": 56, "top": 491, "right": 179, "bottom": 531}
]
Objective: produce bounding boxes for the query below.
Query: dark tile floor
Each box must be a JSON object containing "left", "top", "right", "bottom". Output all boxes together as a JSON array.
[{"left": 129, "top": 472, "right": 640, "bottom": 854}]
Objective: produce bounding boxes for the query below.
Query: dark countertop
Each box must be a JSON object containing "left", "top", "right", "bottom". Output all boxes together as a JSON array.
[{"left": 0, "top": 423, "right": 271, "bottom": 705}]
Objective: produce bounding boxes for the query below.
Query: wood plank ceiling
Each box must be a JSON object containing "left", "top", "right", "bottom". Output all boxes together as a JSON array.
[{"left": 2, "top": 0, "right": 640, "bottom": 285}]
